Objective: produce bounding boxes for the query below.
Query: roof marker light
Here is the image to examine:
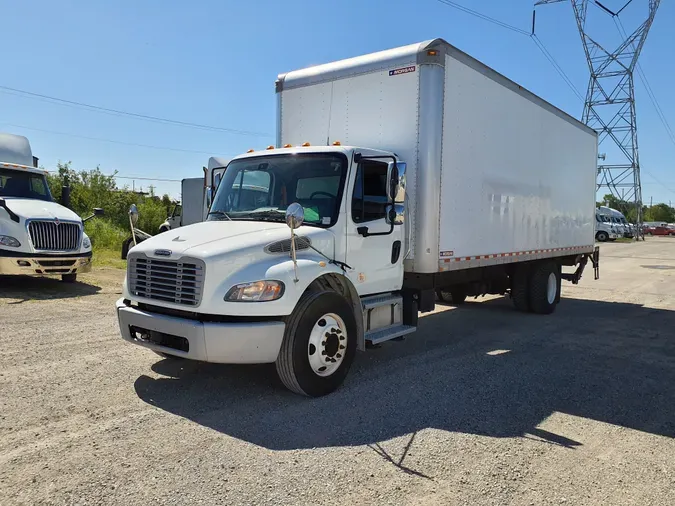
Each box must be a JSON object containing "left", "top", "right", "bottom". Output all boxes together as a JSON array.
[
  {"left": 247, "top": 149, "right": 255, "bottom": 153},
  {"left": 302, "top": 142, "right": 311, "bottom": 147}
]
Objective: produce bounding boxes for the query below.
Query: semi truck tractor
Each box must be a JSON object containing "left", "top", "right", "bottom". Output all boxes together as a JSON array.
[
  {"left": 116, "top": 38, "right": 600, "bottom": 396},
  {"left": 0, "top": 132, "right": 100, "bottom": 282}
]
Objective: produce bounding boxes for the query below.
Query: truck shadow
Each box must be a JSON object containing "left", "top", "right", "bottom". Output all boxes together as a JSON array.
[
  {"left": 0, "top": 275, "right": 101, "bottom": 303},
  {"left": 134, "top": 297, "right": 675, "bottom": 450}
]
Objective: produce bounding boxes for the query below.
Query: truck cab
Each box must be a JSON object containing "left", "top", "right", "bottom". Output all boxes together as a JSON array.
[
  {"left": 0, "top": 133, "right": 94, "bottom": 282},
  {"left": 595, "top": 207, "right": 620, "bottom": 242}
]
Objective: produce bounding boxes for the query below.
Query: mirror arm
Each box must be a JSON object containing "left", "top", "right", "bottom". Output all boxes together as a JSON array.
[{"left": 82, "top": 214, "right": 96, "bottom": 223}]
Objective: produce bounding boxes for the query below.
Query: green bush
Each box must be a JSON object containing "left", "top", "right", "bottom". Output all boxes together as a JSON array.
[
  {"left": 47, "top": 162, "right": 174, "bottom": 250},
  {"left": 84, "top": 219, "right": 127, "bottom": 250}
]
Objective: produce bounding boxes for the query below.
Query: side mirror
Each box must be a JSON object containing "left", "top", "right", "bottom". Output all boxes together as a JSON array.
[
  {"left": 82, "top": 207, "right": 105, "bottom": 223},
  {"left": 285, "top": 202, "right": 304, "bottom": 229},
  {"left": 386, "top": 162, "right": 399, "bottom": 202},
  {"left": 129, "top": 204, "right": 139, "bottom": 225},
  {"left": 205, "top": 186, "right": 213, "bottom": 209}
]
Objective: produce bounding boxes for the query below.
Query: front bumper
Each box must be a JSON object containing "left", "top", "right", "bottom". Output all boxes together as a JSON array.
[
  {"left": 0, "top": 250, "right": 92, "bottom": 276},
  {"left": 116, "top": 298, "right": 286, "bottom": 364}
]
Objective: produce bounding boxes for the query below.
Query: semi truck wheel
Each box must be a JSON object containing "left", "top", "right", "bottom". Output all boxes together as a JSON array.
[
  {"left": 528, "top": 261, "right": 560, "bottom": 315},
  {"left": 596, "top": 231, "right": 609, "bottom": 242},
  {"left": 436, "top": 287, "right": 467, "bottom": 305},
  {"left": 276, "top": 291, "right": 357, "bottom": 397},
  {"left": 511, "top": 264, "right": 530, "bottom": 312},
  {"left": 61, "top": 273, "right": 77, "bottom": 283}
]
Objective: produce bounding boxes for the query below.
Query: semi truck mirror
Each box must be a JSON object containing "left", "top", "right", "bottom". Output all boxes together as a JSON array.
[
  {"left": 285, "top": 202, "right": 304, "bottom": 229},
  {"left": 386, "top": 203, "right": 405, "bottom": 226},
  {"left": 129, "top": 204, "right": 139, "bottom": 225},
  {"left": 94, "top": 208, "right": 104, "bottom": 216},
  {"left": 393, "top": 162, "right": 407, "bottom": 203}
]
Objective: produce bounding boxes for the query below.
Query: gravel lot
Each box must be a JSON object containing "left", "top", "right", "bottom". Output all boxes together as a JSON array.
[{"left": 1, "top": 240, "right": 674, "bottom": 505}]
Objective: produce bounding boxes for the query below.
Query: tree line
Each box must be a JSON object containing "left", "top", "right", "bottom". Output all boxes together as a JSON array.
[
  {"left": 47, "top": 163, "right": 174, "bottom": 249},
  {"left": 598, "top": 194, "right": 675, "bottom": 223}
]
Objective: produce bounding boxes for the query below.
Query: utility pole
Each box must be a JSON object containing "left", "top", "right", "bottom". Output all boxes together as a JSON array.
[{"left": 535, "top": 0, "right": 661, "bottom": 241}]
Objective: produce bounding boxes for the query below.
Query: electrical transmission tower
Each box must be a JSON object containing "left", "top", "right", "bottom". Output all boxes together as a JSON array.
[{"left": 535, "top": 0, "right": 660, "bottom": 236}]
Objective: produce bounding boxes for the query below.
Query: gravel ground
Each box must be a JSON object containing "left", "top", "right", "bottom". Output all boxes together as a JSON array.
[{"left": 1, "top": 240, "right": 674, "bottom": 505}]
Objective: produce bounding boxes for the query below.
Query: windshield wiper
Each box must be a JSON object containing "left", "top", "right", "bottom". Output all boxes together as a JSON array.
[
  {"left": 241, "top": 210, "right": 286, "bottom": 222},
  {"left": 207, "top": 210, "right": 232, "bottom": 221}
]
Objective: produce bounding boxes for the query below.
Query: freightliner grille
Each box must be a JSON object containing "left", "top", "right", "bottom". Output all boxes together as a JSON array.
[
  {"left": 28, "top": 220, "right": 80, "bottom": 251},
  {"left": 128, "top": 254, "right": 205, "bottom": 307}
]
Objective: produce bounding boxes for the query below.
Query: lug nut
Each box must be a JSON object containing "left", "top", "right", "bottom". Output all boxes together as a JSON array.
[{"left": 339, "top": 345, "right": 345, "bottom": 350}]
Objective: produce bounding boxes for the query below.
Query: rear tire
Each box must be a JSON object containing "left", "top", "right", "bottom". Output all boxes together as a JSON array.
[
  {"left": 61, "top": 273, "right": 77, "bottom": 283},
  {"left": 276, "top": 291, "right": 357, "bottom": 397},
  {"left": 511, "top": 264, "right": 530, "bottom": 312},
  {"left": 436, "top": 287, "right": 467, "bottom": 305},
  {"left": 528, "top": 261, "right": 560, "bottom": 315}
]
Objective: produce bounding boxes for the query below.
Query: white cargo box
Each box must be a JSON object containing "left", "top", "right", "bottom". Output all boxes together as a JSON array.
[{"left": 277, "top": 38, "right": 598, "bottom": 274}]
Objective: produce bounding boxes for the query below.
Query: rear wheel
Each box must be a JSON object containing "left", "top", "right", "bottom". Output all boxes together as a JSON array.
[
  {"left": 61, "top": 273, "right": 77, "bottom": 283},
  {"left": 276, "top": 291, "right": 357, "bottom": 397},
  {"left": 436, "top": 286, "right": 467, "bottom": 305},
  {"left": 528, "top": 261, "right": 560, "bottom": 315}
]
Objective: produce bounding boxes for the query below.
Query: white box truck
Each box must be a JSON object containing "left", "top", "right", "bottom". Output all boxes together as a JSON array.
[
  {"left": 116, "top": 39, "right": 600, "bottom": 396},
  {"left": 0, "top": 132, "right": 100, "bottom": 282},
  {"left": 158, "top": 157, "right": 230, "bottom": 233}
]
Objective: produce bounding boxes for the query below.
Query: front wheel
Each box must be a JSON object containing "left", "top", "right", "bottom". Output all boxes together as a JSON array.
[
  {"left": 596, "top": 231, "right": 609, "bottom": 242},
  {"left": 276, "top": 291, "right": 357, "bottom": 397}
]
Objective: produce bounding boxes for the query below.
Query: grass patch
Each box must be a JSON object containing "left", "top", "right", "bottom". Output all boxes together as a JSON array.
[{"left": 93, "top": 247, "right": 126, "bottom": 269}]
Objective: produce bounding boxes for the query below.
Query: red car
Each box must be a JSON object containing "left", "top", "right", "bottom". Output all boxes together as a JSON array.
[{"left": 644, "top": 225, "right": 675, "bottom": 236}]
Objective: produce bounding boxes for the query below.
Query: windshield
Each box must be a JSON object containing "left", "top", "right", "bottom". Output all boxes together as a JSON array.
[
  {"left": 0, "top": 168, "right": 52, "bottom": 201},
  {"left": 208, "top": 153, "right": 348, "bottom": 227}
]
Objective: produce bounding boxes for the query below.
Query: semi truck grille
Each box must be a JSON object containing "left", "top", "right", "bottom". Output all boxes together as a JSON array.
[
  {"left": 28, "top": 220, "right": 80, "bottom": 251},
  {"left": 128, "top": 255, "right": 205, "bottom": 307}
]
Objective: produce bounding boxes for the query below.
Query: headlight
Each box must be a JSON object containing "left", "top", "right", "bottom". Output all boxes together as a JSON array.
[
  {"left": 0, "top": 235, "right": 21, "bottom": 247},
  {"left": 82, "top": 234, "right": 91, "bottom": 249},
  {"left": 224, "top": 280, "right": 285, "bottom": 302}
]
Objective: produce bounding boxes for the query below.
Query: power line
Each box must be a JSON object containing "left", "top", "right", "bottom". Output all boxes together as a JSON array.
[
  {"left": 0, "top": 84, "right": 272, "bottom": 138},
  {"left": 435, "top": 1, "right": 583, "bottom": 102},
  {"left": 615, "top": 17, "right": 675, "bottom": 148},
  {"left": 5, "top": 122, "right": 227, "bottom": 156},
  {"left": 531, "top": 35, "right": 585, "bottom": 101},
  {"left": 435, "top": 0, "right": 530, "bottom": 36}
]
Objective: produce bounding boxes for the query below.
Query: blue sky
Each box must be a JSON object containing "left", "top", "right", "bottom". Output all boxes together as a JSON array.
[{"left": 1, "top": 0, "right": 673, "bottom": 204}]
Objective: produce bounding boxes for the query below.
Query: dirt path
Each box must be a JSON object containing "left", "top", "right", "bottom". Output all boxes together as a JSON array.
[{"left": 1, "top": 241, "right": 673, "bottom": 505}]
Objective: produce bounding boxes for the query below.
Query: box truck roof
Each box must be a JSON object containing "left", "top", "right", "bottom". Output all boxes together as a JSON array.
[{"left": 276, "top": 38, "right": 596, "bottom": 137}]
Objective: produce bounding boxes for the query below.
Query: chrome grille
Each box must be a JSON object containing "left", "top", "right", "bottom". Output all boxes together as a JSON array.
[
  {"left": 28, "top": 220, "right": 80, "bottom": 251},
  {"left": 128, "top": 254, "right": 205, "bottom": 306}
]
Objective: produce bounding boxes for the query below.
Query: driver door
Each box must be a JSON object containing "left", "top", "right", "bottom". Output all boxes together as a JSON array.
[{"left": 345, "top": 159, "right": 404, "bottom": 295}]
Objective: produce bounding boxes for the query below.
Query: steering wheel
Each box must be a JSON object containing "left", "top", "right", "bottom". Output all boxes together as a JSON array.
[{"left": 309, "top": 191, "right": 335, "bottom": 199}]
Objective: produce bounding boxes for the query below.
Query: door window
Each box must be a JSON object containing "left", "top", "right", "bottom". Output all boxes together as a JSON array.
[{"left": 352, "top": 160, "right": 389, "bottom": 223}]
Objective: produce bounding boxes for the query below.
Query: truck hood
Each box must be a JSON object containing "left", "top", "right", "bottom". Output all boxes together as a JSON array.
[
  {"left": 129, "top": 220, "right": 335, "bottom": 259},
  {"left": 1, "top": 197, "right": 82, "bottom": 222}
]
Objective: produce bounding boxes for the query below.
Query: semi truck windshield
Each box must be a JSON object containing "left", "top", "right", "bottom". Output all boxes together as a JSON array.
[
  {"left": 208, "top": 153, "right": 348, "bottom": 227},
  {"left": 0, "top": 168, "right": 53, "bottom": 201}
]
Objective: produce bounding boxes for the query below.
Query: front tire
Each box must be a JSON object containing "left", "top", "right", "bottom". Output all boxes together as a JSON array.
[
  {"left": 276, "top": 291, "right": 357, "bottom": 397},
  {"left": 61, "top": 273, "right": 77, "bottom": 283},
  {"left": 596, "top": 231, "right": 609, "bottom": 242}
]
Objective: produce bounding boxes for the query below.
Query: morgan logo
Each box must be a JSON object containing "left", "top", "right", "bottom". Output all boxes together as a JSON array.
[
  {"left": 154, "top": 249, "right": 172, "bottom": 257},
  {"left": 389, "top": 65, "right": 416, "bottom": 77}
]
